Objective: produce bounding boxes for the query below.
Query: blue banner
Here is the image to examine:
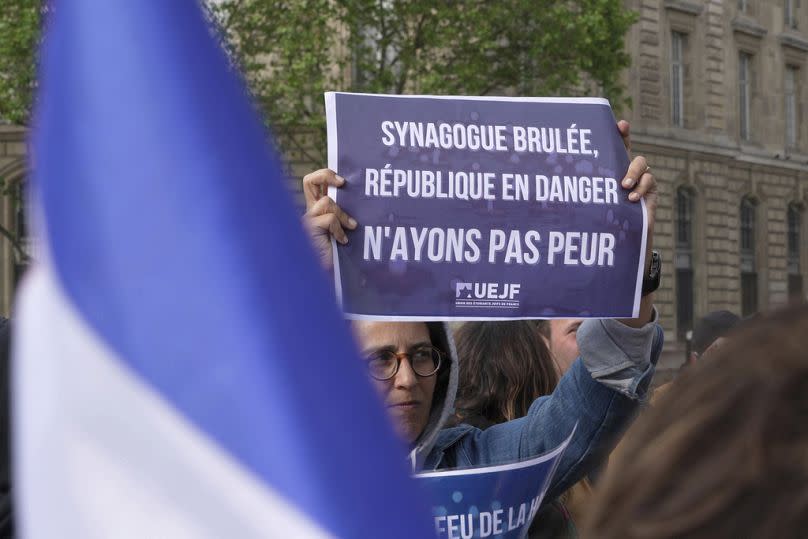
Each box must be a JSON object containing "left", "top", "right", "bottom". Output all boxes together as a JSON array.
[
  {"left": 415, "top": 430, "right": 573, "bottom": 539},
  {"left": 325, "top": 93, "right": 647, "bottom": 320}
]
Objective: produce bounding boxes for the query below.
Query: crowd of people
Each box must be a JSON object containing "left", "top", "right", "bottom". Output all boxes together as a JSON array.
[{"left": 299, "top": 122, "right": 808, "bottom": 537}]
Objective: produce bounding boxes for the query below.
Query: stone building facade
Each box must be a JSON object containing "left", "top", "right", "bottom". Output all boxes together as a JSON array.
[
  {"left": 0, "top": 126, "right": 28, "bottom": 316},
  {"left": 622, "top": 0, "right": 808, "bottom": 363}
]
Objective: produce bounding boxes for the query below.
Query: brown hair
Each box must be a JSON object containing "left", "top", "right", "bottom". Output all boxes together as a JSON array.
[
  {"left": 582, "top": 303, "right": 808, "bottom": 538},
  {"left": 535, "top": 320, "right": 551, "bottom": 340},
  {"left": 453, "top": 321, "right": 558, "bottom": 426},
  {"left": 424, "top": 322, "right": 453, "bottom": 429}
]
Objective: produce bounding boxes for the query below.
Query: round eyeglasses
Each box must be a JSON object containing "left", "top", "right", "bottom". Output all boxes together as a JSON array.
[{"left": 365, "top": 346, "right": 443, "bottom": 381}]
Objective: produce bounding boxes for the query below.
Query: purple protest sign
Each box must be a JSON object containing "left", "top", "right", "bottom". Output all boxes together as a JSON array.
[
  {"left": 415, "top": 428, "right": 573, "bottom": 539},
  {"left": 325, "top": 93, "right": 647, "bottom": 320}
]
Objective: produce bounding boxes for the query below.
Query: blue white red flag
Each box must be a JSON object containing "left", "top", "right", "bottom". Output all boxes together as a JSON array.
[{"left": 14, "top": 2, "right": 431, "bottom": 537}]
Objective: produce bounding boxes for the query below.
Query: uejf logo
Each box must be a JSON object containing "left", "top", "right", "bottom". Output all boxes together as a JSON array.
[
  {"left": 455, "top": 282, "right": 474, "bottom": 298},
  {"left": 455, "top": 281, "right": 521, "bottom": 309}
]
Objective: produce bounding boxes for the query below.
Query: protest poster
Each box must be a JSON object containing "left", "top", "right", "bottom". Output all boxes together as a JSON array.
[
  {"left": 325, "top": 93, "right": 647, "bottom": 320},
  {"left": 415, "top": 429, "right": 573, "bottom": 539}
]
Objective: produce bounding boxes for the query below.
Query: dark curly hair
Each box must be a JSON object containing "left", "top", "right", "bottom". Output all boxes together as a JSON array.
[{"left": 453, "top": 321, "right": 558, "bottom": 427}]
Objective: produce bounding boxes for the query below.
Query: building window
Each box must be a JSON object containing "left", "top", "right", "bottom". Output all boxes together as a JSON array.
[
  {"left": 740, "top": 197, "right": 758, "bottom": 316},
  {"left": 13, "top": 183, "right": 31, "bottom": 285},
  {"left": 785, "top": 66, "right": 798, "bottom": 148},
  {"left": 738, "top": 0, "right": 749, "bottom": 14},
  {"left": 786, "top": 0, "right": 798, "bottom": 29},
  {"left": 739, "top": 53, "right": 752, "bottom": 141},
  {"left": 671, "top": 32, "right": 685, "bottom": 127},
  {"left": 676, "top": 187, "right": 695, "bottom": 339},
  {"left": 788, "top": 204, "right": 803, "bottom": 300}
]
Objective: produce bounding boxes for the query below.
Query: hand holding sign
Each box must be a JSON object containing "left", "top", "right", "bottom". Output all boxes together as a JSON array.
[
  {"left": 615, "top": 120, "right": 658, "bottom": 327},
  {"left": 302, "top": 169, "right": 357, "bottom": 269},
  {"left": 617, "top": 120, "right": 657, "bottom": 238}
]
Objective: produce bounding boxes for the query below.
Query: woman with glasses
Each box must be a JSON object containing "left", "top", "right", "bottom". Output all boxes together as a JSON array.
[{"left": 352, "top": 321, "right": 456, "bottom": 464}]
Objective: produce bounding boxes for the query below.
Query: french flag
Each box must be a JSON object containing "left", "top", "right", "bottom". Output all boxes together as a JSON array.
[{"left": 14, "top": 2, "right": 431, "bottom": 537}]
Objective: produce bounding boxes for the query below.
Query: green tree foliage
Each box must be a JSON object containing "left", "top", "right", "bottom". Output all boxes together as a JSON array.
[
  {"left": 212, "top": 0, "right": 637, "bottom": 163},
  {"left": 0, "top": 0, "right": 42, "bottom": 125},
  {"left": 0, "top": 0, "right": 43, "bottom": 263}
]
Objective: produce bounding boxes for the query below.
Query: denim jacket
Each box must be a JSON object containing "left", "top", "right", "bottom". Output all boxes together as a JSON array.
[{"left": 412, "top": 312, "right": 664, "bottom": 504}]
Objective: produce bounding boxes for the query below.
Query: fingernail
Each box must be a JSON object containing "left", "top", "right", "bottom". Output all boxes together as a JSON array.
[
  {"left": 622, "top": 178, "right": 633, "bottom": 188},
  {"left": 348, "top": 217, "right": 358, "bottom": 228},
  {"left": 336, "top": 175, "right": 346, "bottom": 184},
  {"left": 339, "top": 235, "right": 349, "bottom": 244},
  {"left": 629, "top": 192, "right": 640, "bottom": 201}
]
